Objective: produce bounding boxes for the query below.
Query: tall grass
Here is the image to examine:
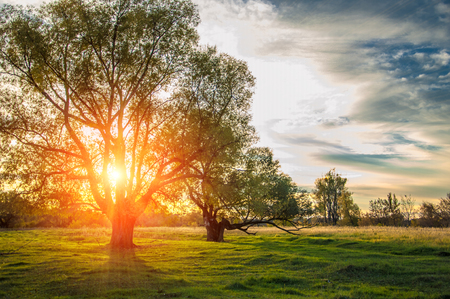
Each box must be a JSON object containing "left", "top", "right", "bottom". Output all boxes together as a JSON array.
[{"left": 134, "top": 225, "right": 450, "bottom": 248}]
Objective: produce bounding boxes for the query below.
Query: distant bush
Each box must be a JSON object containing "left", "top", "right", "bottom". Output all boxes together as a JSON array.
[
  {"left": 417, "top": 194, "right": 450, "bottom": 228},
  {"left": 0, "top": 192, "right": 33, "bottom": 228},
  {"left": 136, "top": 210, "right": 203, "bottom": 227}
]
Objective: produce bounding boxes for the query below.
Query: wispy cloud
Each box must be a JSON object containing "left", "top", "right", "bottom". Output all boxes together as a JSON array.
[
  {"left": 253, "top": 1, "right": 450, "bottom": 149},
  {"left": 282, "top": 134, "right": 353, "bottom": 152},
  {"left": 387, "top": 133, "right": 442, "bottom": 152}
]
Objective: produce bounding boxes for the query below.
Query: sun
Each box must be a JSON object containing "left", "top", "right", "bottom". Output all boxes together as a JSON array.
[{"left": 110, "top": 170, "right": 121, "bottom": 181}]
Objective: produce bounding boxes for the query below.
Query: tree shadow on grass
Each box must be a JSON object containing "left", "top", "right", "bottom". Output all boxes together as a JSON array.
[{"left": 44, "top": 246, "right": 188, "bottom": 298}]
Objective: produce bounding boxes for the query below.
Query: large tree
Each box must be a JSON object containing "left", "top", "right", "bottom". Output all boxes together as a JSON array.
[{"left": 0, "top": 0, "right": 256, "bottom": 248}]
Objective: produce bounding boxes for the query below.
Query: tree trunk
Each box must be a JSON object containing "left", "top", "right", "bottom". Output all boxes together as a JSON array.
[
  {"left": 204, "top": 216, "right": 229, "bottom": 242},
  {"left": 110, "top": 212, "right": 137, "bottom": 249},
  {"left": 331, "top": 194, "right": 338, "bottom": 225},
  {"left": 204, "top": 216, "right": 221, "bottom": 242},
  {"left": 327, "top": 202, "right": 332, "bottom": 224}
]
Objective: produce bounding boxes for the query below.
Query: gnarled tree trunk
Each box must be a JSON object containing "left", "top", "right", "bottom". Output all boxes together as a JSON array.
[
  {"left": 203, "top": 213, "right": 231, "bottom": 242},
  {"left": 109, "top": 212, "right": 138, "bottom": 249}
]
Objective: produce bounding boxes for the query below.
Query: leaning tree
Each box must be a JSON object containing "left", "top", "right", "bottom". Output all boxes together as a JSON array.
[
  {"left": 184, "top": 147, "right": 313, "bottom": 242},
  {"left": 0, "top": 0, "right": 257, "bottom": 248}
]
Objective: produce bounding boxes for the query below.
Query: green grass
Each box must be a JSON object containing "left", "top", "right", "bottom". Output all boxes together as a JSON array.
[{"left": 1, "top": 226, "right": 449, "bottom": 298}]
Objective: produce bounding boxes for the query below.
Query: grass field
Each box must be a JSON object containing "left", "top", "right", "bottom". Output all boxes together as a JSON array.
[{"left": 1, "top": 226, "right": 449, "bottom": 298}]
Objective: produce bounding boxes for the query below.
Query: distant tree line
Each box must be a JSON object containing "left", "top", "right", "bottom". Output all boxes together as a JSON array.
[
  {"left": 358, "top": 193, "right": 450, "bottom": 228},
  {"left": 310, "top": 169, "right": 450, "bottom": 228},
  {"left": 0, "top": 190, "right": 109, "bottom": 228},
  {"left": 2, "top": 166, "right": 449, "bottom": 229},
  {"left": 0, "top": 189, "right": 205, "bottom": 229}
]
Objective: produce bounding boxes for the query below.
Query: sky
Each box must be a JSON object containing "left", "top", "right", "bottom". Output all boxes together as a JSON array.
[
  {"left": 190, "top": 0, "right": 450, "bottom": 209},
  {"left": 3, "top": 0, "right": 450, "bottom": 209}
]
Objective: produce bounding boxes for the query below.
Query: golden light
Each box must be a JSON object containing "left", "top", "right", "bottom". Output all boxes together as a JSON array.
[{"left": 110, "top": 170, "right": 121, "bottom": 181}]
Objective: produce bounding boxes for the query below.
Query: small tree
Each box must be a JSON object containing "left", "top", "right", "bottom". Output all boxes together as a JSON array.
[
  {"left": 368, "top": 198, "right": 386, "bottom": 225},
  {"left": 418, "top": 202, "right": 441, "bottom": 227},
  {"left": 338, "top": 193, "right": 360, "bottom": 226},
  {"left": 313, "top": 169, "right": 349, "bottom": 225},
  {"left": 400, "top": 195, "right": 416, "bottom": 224},
  {"left": 438, "top": 193, "right": 450, "bottom": 227},
  {"left": 368, "top": 193, "right": 402, "bottom": 226},
  {"left": 418, "top": 193, "right": 450, "bottom": 227},
  {"left": 384, "top": 193, "right": 402, "bottom": 226}
]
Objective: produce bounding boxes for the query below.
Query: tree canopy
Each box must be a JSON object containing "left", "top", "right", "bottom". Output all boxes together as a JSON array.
[
  {"left": 185, "top": 147, "right": 313, "bottom": 241},
  {"left": 313, "top": 169, "right": 359, "bottom": 226}
]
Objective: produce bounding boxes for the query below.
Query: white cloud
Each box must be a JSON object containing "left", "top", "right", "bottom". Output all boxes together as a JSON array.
[
  {"left": 431, "top": 50, "right": 450, "bottom": 66},
  {"left": 193, "top": 0, "right": 355, "bottom": 130},
  {"left": 193, "top": 0, "right": 278, "bottom": 57},
  {"left": 436, "top": 3, "right": 450, "bottom": 15},
  {"left": 436, "top": 3, "right": 450, "bottom": 23},
  {"left": 393, "top": 51, "right": 405, "bottom": 60},
  {"left": 0, "top": 0, "right": 43, "bottom": 5},
  {"left": 413, "top": 52, "right": 425, "bottom": 61},
  {"left": 438, "top": 72, "right": 450, "bottom": 82}
]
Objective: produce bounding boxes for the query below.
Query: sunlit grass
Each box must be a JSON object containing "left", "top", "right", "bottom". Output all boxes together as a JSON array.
[{"left": 1, "top": 226, "right": 449, "bottom": 298}]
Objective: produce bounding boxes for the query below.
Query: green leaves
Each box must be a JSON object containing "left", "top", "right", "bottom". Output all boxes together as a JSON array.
[
  {"left": 313, "top": 169, "right": 357, "bottom": 225},
  {"left": 220, "top": 147, "right": 301, "bottom": 221}
]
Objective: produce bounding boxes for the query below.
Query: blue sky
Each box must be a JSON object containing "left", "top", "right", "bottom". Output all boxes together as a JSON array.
[
  {"left": 3, "top": 0, "right": 450, "bottom": 209},
  {"left": 192, "top": 0, "right": 450, "bottom": 209}
]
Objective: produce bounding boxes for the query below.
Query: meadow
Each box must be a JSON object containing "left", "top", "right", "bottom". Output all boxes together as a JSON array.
[{"left": 0, "top": 226, "right": 449, "bottom": 298}]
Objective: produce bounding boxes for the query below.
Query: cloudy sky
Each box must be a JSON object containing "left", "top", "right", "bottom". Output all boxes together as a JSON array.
[
  {"left": 190, "top": 0, "right": 450, "bottom": 209},
  {"left": 3, "top": 0, "right": 449, "bottom": 209}
]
